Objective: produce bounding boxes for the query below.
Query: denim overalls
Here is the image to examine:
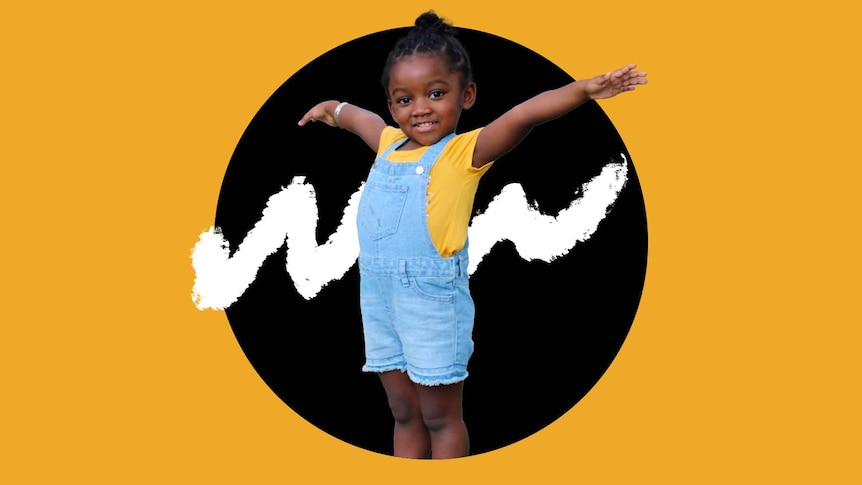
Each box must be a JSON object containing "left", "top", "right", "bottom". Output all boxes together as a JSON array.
[{"left": 357, "top": 133, "right": 475, "bottom": 386}]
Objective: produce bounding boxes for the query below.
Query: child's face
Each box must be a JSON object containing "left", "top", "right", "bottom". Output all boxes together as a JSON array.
[{"left": 386, "top": 53, "right": 476, "bottom": 148}]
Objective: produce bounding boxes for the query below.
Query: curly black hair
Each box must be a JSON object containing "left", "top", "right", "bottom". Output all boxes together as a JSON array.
[{"left": 380, "top": 11, "right": 473, "bottom": 96}]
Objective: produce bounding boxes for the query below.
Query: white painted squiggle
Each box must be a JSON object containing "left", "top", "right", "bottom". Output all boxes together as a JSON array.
[
  {"left": 191, "top": 156, "right": 629, "bottom": 310},
  {"left": 467, "top": 158, "right": 628, "bottom": 273},
  {"left": 191, "top": 177, "right": 362, "bottom": 309}
]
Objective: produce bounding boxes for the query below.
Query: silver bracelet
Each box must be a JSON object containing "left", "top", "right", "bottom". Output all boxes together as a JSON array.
[{"left": 334, "top": 101, "right": 348, "bottom": 128}]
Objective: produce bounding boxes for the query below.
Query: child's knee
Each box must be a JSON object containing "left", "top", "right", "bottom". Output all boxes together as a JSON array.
[
  {"left": 420, "top": 404, "right": 463, "bottom": 433},
  {"left": 387, "top": 394, "right": 421, "bottom": 424},
  {"left": 421, "top": 412, "right": 461, "bottom": 434}
]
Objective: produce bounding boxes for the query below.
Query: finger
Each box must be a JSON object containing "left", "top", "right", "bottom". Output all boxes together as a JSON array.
[
  {"left": 614, "top": 64, "right": 636, "bottom": 76},
  {"left": 298, "top": 112, "right": 315, "bottom": 126},
  {"left": 612, "top": 67, "right": 632, "bottom": 80},
  {"left": 621, "top": 71, "right": 647, "bottom": 86}
]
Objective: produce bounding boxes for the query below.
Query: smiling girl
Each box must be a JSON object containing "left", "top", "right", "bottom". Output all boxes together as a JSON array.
[{"left": 298, "top": 11, "right": 646, "bottom": 459}]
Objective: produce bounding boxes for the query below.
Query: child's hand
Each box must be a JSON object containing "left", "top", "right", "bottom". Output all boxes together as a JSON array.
[
  {"left": 298, "top": 101, "right": 339, "bottom": 127},
  {"left": 585, "top": 64, "right": 648, "bottom": 100}
]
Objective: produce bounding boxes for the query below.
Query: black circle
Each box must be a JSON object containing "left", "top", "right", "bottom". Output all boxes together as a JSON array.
[{"left": 215, "top": 27, "right": 647, "bottom": 456}]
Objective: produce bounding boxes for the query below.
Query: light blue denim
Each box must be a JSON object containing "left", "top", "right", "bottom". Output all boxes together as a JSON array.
[{"left": 357, "top": 133, "right": 475, "bottom": 386}]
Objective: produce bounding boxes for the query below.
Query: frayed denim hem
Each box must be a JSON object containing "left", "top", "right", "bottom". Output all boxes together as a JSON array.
[
  {"left": 362, "top": 361, "right": 407, "bottom": 374},
  {"left": 362, "top": 361, "right": 469, "bottom": 386},
  {"left": 406, "top": 366, "right": 468, "bottom": 387}
]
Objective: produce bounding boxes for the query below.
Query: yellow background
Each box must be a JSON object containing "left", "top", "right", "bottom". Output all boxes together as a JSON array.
[{"left": 3, "top": 0, "right": 859, "bottom": 483}]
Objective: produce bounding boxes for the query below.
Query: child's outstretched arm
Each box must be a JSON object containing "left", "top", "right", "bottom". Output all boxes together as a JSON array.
[
  {"left": 472, "top": 64, "right": 647, "bottom": 168},
  {"left": 298, "top": 101, "right": 387, "bottom": 152}
]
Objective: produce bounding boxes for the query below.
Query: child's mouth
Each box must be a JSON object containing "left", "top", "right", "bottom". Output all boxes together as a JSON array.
[{"left": 414, "top": 121, "right": 437, "bottom": 133}]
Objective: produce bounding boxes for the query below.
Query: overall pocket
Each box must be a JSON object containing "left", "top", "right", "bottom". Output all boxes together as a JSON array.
[
  {"left": 409, "top": 275, "right": 456, "bottom": 303},
  {"left": 358, "top": 181, "right": 408, "bottom": 240}
]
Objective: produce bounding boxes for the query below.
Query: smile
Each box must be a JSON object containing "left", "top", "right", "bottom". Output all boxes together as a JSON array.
[{"left": 413, "top": 121, "right": 437, "bottom": 132}]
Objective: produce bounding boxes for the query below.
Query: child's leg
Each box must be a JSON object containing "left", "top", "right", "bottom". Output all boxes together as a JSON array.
[
  {"left": 379, "top": 371, "right": 431, "bottom": 458},
  {"left": 415, "top": 382, "right": 469, "bottom": 459}
]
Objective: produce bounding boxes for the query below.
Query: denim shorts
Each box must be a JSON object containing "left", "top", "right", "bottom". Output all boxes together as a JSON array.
[{"left": 359, "top": 257, "right": 475, "bottom": 386}]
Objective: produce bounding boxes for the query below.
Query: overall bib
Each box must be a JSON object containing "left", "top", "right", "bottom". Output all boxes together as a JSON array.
[{"left": 357, "top": 133, "right": 475, "bottom": 386}]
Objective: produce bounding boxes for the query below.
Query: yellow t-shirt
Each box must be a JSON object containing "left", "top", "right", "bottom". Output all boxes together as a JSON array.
[{"left": 377, "top": 126, "right": 493, "bottom": 257}]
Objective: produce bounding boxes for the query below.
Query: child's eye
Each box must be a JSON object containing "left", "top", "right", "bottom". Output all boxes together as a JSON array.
[
  {"left": 396, "top": 97, "right": 411, "bottom": 105},
  {"left": 429, "top": 90, "right": 444, "bottom": 99}
]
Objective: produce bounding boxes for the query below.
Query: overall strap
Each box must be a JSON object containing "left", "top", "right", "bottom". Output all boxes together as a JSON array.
[
  {"left": 418, "top": 132, "right": 456, "bottom": 171},
  {"left": 378, "top": 132, "right": 457, "bottom": 163},
  {"left": 379, "top": 136, "right": 411, "bottom": 160}
]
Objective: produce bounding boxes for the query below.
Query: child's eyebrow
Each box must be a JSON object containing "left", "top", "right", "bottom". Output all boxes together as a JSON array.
[
  {"left": 390, "top": 79, "right": 452, "bottom": 94},
  {"left": 389, "top": 80, "right": 452, "bottom": 99},
  {"left": 425, "top": 78, "right": 451, "bottom": 87},
  {"left": 389, "top": 87, "right": 410, "bottom": 98}
]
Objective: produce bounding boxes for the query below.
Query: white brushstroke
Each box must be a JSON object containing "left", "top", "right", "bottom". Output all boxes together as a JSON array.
[
  {"left": 191, "top": 176, "right": 362, "bottom": 309},
  {"left": 191, "top": 155, "right": 629, "bottom": 310},
  {"left": 467, "top": 158, "right": 628, "bottom": 273}
]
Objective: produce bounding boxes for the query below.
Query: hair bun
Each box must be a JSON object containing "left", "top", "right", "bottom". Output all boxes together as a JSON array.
[
  {"left": 414, "top": 11, "right": 455, "bottom": 35},
  {"left": 381, "top": 10, "right": 472, "bottom": 90}
]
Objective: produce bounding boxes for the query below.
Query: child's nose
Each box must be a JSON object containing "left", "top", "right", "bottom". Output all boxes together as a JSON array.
[{"left": 412, "top": 98, "right": 431, "bottom": 115}]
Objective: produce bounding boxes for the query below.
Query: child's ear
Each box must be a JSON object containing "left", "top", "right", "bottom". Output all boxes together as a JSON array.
[{"left": 461, "top": 82, "right": 477, "bottom": 110}]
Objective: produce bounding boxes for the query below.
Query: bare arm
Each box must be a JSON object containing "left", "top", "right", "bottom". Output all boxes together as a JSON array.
[
  {"left": 472, "top": 64, "right": 647, "bottom": 168},
  {"left": 298, "top": 101, "right": 387, "bottom": 153}
]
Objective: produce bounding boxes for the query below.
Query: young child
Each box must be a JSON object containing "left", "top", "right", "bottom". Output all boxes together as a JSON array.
[{"left": 298, "top": 11, "right": 646, "bottom": 459}]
